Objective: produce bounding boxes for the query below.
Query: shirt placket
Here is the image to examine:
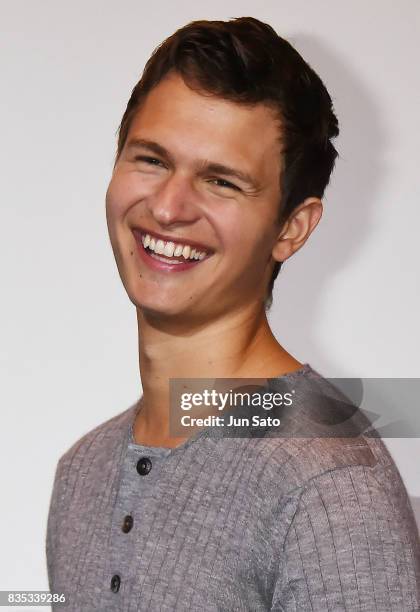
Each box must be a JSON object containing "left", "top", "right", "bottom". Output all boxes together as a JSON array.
[{"left": 100, "top": 443, "right": 171, "bottom": 608}]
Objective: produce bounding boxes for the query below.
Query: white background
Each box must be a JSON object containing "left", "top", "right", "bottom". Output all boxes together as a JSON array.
[{"left": 1, "top": 0, "right": 419, "bottom": 602}]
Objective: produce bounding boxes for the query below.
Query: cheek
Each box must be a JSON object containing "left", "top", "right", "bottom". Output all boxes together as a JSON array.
[
  {"left": 105, "top": 171, "right": 154, "bottom": 220},
  {"left": 212, "top": 209, "right": 272, "bottom": 265},
  {"left": 106, "top": 176, "right": 132, "bottom": 220}
]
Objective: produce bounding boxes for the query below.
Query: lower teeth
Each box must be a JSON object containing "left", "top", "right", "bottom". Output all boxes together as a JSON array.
[{"left": 149, "top": 252, "right": 195, "bottom": 265}]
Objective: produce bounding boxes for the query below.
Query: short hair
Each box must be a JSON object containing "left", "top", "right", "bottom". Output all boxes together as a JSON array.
[{"left": 115, "top": 17, "right": 339, "bottom": 310}]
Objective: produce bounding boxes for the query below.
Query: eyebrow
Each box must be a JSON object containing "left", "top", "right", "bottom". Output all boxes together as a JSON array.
[{"left": 125, "top": 138, "right": 262, "bottom": 191}]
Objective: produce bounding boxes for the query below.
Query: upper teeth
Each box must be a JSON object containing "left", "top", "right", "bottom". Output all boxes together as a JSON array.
[{"left": 142, "top": 234, "right": 208, "bottom": 261}]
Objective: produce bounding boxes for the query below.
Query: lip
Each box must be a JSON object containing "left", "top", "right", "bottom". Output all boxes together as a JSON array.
[
  {"left": 133, "top": 230, "right": 213, "bottom": 273},
  {"left": 132, "top": 226, "right": 215, "bottom": 254}
]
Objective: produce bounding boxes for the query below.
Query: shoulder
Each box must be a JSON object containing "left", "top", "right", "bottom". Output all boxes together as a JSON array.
[
  {"left": 254, "top": 363, "right": 404, "bottom": 491},
  {"left": 54, "top": 401, "right": 138, "bottom": 486},
  {"left": 246, "top": 362, "right": 413, "bottom": 514},
  {"left": 253, "top": 433, "right": 390, "bottom": 498}
]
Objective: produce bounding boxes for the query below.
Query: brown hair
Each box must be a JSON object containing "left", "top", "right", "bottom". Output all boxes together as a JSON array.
[{"left": 116, "top": 17, "right": 339, "bottom": 309}]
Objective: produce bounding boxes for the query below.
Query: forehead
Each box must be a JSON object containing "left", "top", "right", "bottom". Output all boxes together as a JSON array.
[{"left": 125, "top": 73, "right": 282, "bottom": 173}]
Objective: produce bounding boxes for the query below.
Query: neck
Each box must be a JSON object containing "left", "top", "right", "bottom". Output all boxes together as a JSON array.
[{"left": 133, "top": 302, "right": 302, "bottom": 447}]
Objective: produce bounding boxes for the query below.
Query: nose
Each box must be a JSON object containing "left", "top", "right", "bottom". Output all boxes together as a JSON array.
[{"left": 146, "top": 172, "right": 201, "bottom": 227}]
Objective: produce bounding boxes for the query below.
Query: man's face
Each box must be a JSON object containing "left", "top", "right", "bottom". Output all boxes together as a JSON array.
[{"left": 106, "top": 72, "right": 284, "bottom": 321}]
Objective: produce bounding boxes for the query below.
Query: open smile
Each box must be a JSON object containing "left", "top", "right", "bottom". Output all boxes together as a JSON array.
[{"left": 132, "top": 228, "right": 214, "bottom": 273}]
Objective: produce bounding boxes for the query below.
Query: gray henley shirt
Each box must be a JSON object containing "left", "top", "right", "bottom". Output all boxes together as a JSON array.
[{"left": 46, "top": 363, "right": 420, "bottom": 611}]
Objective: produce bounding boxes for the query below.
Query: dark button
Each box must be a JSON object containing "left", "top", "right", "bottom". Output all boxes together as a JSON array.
[
  {"left": 122, "top": 514, "right": 133, "bottom": 533},
  {"left": 110, "top": 574, "right": 121, "bottom": 593},
  {"left": 136, "top": 456, "right": 152, "bottom": 475}
]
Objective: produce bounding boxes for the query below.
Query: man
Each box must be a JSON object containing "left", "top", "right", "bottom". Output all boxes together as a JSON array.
[{"left": 46, "top": 17, "right": 420, "bottom": 611}]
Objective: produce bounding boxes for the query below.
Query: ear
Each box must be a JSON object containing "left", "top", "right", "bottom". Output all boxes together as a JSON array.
[{"left": 271, "top": 197, "right": 323, "bottom": 263}]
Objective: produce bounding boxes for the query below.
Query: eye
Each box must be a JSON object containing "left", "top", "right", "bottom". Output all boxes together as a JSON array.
[
  {"left": 209, "top": 178, "right": 240, "bottom": 191},
  {"left": 134, "top": 155, "right": 165, "bottom": 167}
]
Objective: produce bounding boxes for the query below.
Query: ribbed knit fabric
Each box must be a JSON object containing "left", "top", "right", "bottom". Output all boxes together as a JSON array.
[{"left": 46, "top": 364, "right": 420, "bottom": 611}]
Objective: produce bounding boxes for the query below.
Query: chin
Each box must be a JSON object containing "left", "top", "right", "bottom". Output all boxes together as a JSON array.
[{"left": 127, "top": 290, "right": 194, "bottom": 318}]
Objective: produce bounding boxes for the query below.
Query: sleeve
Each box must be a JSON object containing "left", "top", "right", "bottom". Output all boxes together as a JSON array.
[
  {"left": 270, "top": 464, "right": 420, "bottom": 611},
  {"left": 45, "top": 458, "right": 65, "bottom": 592}
]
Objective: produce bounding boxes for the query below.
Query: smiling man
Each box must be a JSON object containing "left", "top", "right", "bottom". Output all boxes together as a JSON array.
[{"left": 46, "top": 17, "right": 420, "bottom": 611}]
